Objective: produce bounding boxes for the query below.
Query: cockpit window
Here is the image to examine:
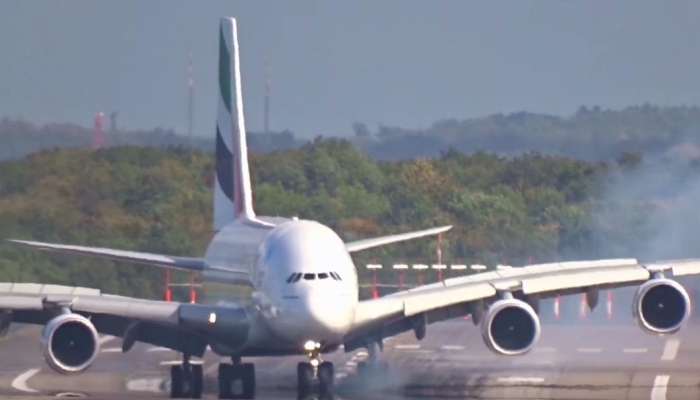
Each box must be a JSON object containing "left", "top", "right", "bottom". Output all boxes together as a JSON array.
[
  {"left": 303, "top": 273, "right": 316, "bottom": 280},
  {"left": 318, "top": 273, "right": 329, "bottom": 280},
  {"left": 286, "top": 273, "right": 296, "bottom": 283},
  {"left": 330, "top": 272, "right": 342, "bottom": 281}
]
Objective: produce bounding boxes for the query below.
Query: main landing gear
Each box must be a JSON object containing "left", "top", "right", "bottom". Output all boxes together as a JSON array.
[
  {"left": 218, "top": 357, "right": 256, "bottom": 399},
  {"left": 297, "top": 341, "right": 335, "bottom": 399},
  {"left": 169, "top": 354, "right": 255, "bottom": 399},
  {"left": 170, "top": 354, "right": 204, "bottom": 399}
]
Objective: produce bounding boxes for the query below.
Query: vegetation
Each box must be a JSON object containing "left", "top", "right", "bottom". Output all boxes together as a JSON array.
[{"left": 1, "top": 137, "right": 693, "bottom": 299}]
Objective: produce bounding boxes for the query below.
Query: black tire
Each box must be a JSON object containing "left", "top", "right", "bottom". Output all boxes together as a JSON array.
[
  {"left": 171, "top": 365, "right": 184, "bottom": 399},
  {"left": 241, "top": 363, "right": 256, "bottom": 399},
  {"left": 297, "top": 362, "right": 314, "bottom": 398},
  {"left": 357, "top": 361, "right": 367, "bottom": 377},
  {"left": 190, "top": 364, "right": 203, "bottom": 399},
  {"left": 318, "top": 361, "right": 334, "bottom": 397},
  {"left": 218, "top": 364, "right": 233, "bottom": 399}
]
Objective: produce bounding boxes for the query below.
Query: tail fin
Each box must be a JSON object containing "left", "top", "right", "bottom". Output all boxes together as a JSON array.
[{"left": 214, "top": 17, "right": 256, "bottom": 230}]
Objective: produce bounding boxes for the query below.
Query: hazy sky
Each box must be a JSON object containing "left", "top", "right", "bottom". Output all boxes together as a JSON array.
[{"left": 2, "top": 1, "right": 700, "bottom": 137}]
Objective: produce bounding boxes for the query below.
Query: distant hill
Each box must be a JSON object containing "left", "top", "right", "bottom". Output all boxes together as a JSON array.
[
  {"left": 350, "top": 105, "right": 700, "bottom": 161},
  {"left": 4, "top": 104, "right": 700, "bottom": 162},
  {"left": 0, "top": 118, "right": 302, "bottom": 161}
]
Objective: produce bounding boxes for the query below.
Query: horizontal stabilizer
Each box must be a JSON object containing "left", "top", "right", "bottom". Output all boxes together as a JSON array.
[
  {"left": 345, "top": 225, "right": 452, "bottom": 253},
  {"left": 9, "top": 240, "right": 209, "bottom": 272}
]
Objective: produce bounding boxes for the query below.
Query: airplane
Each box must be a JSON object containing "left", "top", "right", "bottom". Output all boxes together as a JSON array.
[{"left": 4, "top": 16, "right": 700, "bottom": 400}]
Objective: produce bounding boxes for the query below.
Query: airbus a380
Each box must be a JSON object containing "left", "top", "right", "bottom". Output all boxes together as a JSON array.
[{"left": 5, "top": 17, "right": 700, "bottom": 400}]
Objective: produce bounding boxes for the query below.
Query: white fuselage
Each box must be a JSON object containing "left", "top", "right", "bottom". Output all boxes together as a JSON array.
[{"left": 204, "top": 219, "right": 359, "bottom": 352}]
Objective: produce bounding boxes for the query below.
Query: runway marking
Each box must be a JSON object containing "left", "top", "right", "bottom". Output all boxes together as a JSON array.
[
  {"left": 623, "top": 348, "right": 648, "bottom": 354},
  {"left": 11, "top": 368, "right": 40, "bottom": 393},
  {"left": 650, "top": 375, "right": 670, "bottom": 400},
  {"left": 147, "top": 346, "right": 172, "bottom": 353},
  {"left": 335, "top": 372, "right": 347, "bottom": 380},
  {"left": 394, "top": 344, "right": 421, "bottom": 350},
  {"left": 497, "top": 377, "right": 545, "bottom": 384},
  {"left": 535, "top": 347, "right": 557, "bottom": 353},
  {"left": 126, "top": 378, "right": 164, "bottom": 393},
  {"left": 345, "top": 361, "right": 357, "bottom": 367},
  {"left": 98, "top": 335, "right": 116, "bottom": 345},
  {"left": 661, "top": 339, "right": 680, "bottom": 361},
  {"left": 160, "top": 360, "right": 204, "bottom": 366},
  {"left": 441, "top": 345, "right": 464, "bottom": 351},
  {"left": 101, "top": 346, "right": 122, "bottom": 353},
  {"left": 576, "top": 347, "right": 602, "bottom": 353},
  {"left": 355, "top": 350, "right": 368, "bottom": 357}
]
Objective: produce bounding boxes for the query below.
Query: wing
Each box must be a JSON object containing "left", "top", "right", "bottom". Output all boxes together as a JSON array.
[
  {"left": 344, "top": 258, "right": 700, "bottom": 351},
  {"left": 9, "top": 239, "right": 209, "bottom": 271},
  {"left": 345, "top": 225, "right": 452, "bottom": 253},
  {"left": 0, "top": 282, "right": 249, "bottom": 358}
]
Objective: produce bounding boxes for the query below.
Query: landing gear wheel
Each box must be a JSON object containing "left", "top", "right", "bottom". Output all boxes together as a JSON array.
[
  {"left": 218, "top": 362, "right": 256, "bottom": 399},
  {"left": 190, "top": 364, "right": 204, "bottom": 399},
  {"left": 240, "top": 363, "right": 256, "bottom": 399},
  {"left": 318, "top": 361, "right": 335, "bottom": 397},
  {"left": 297, "top": 362, "right": 314, "bottom": 398},
  {"left": 218, "top": 364, "right": 233, "bottom": 399},
  {"left": 171, "top": 365, "right": 184, "bottom": 398}
]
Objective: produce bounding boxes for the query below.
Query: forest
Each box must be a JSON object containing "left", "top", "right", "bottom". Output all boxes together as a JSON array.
[{"left": 1, "top": 136, "right": 698, "bottom": 300}]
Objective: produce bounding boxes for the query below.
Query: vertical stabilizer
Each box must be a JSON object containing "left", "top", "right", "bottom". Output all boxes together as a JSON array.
[{"left": 214, "top": 17, "right": 256, "bottom": 230}]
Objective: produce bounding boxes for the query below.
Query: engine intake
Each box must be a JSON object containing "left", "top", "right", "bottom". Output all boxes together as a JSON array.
[
  {"left": 481, "top": 298, "right": 541, "bottom": 356},
  {"left": 42, "top": 313, "right": 99, "bottom": 373},
  {"left": 634, "top": 278, "right": 690, "bottom": 335}
]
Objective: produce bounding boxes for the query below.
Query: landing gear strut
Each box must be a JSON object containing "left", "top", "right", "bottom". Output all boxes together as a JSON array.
[
  {"left": 170, "top": 354, "right": 203, "bottom": 399},
  {"left": 297, "top": 341, "right": 335, "bottom": 399},
  {"left": 357, "top": 340, "right": 388, "bottom": 379},
  {"left": 218, "top": 357, "right": 256, "bottom": 399}
]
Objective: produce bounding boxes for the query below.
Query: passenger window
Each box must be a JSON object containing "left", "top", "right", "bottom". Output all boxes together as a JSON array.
[
  {"left": 303, "top": 273, "right": 316, "bottom": 280},
  {"left": 318, "top": 273, "right": 329, "bottom": 280}
]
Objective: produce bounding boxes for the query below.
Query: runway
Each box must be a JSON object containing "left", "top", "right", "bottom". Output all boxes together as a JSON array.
[{"left": 0, "top": 306, "right": 698, "bottom": 399}]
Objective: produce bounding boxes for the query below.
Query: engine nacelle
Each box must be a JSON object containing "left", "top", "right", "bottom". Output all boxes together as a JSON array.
[
  {"left": 481, "top": 298, "right": 541, "bottom": 356},
  {"left": 41, "top": 313, "right": 99, "bottom": 374},
  {"left": 634, "top": 278, "right": 690, "bottom": 335}
]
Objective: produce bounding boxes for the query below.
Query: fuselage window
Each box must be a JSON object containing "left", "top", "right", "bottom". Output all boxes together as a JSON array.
[
  {"left": 303, "top": 273, "right": 316, "bottom": 280},
  {"left": 318, "top": 273, "right": 329, "bottom": 280}
]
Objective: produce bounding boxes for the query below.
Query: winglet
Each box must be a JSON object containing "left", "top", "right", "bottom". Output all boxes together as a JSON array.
[{"left": 214, "top": 17, "right": 256, "bottom": 230}]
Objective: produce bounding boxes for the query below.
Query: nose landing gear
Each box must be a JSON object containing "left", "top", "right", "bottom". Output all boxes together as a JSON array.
[{"left": 297, "top": 341, "right": 334, "bottom": 399}]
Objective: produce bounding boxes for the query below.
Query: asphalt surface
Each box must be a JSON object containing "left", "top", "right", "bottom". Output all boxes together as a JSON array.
[{"left": 0, "top": 298, "right": 698, "bottom": 400}]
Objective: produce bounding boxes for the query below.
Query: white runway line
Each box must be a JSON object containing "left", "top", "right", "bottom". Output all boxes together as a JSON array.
[
  {"left": 661, "top": 339, "right": 680, "bottom": 361},
  {"left": 98, "top": 335, "right": 116, "bottom": 346},
  {"left": 126, "top": 378, "right": 164, "bottom": 393},
  {"left": 147, "top": 346, "right": 172, "bottom": 353},
  {"left": 335, "top": 372, "right": 347, "bottom": 380},
  {"left": 160, "top": 360, "right": 204, "bottom": 366},
  {"left": 345, "top": 361, "right": 357, "bottom": 367},
  {"left": 497, "top": 377, "right": 545, "bottom": 384},
  {"left": 440, "top": 345, "right": 465, "bottom": 351},
  {"left": 576, "top": 347, "right": 602, "bottom": 353},
  {"left": 11, "top": 368, "right": 40, "bottom": 393},
  {"left": 535, "top": 347, "right": 557, "bottom": 353},
  {"left": 394, "top": 344, "right": 421, "bottom": 350},
  {"left": 650, "top": 375, "right": 670, "bottom": 400},
  {"left": 623, "top": 348, "right": 649, "bottom": 354},
  {"left": 101, "top": 346, "right": 122, "bottom": 353}
]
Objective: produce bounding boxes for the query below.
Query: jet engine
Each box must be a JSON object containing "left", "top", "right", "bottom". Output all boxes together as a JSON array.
[
  {"left": 634, "top": 278, "right": 690, "bottom": 335},
  {"left": 41, "top": 313, "right": 100, "bottom": 373},
  {"left": 481, "top": 298, "right": 541, "bottom": 355}
]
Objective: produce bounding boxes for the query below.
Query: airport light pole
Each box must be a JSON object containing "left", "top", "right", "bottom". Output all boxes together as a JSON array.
[
  {"left": 366, "top": 264, "right": 382, "bottom": 299},
  {"left": 393, "top": 264, "right": 409, "bottom": 289}
]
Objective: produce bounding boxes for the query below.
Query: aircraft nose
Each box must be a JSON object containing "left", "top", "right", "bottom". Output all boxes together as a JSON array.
[{"left": 303, "top": 293, "right": 353, "bottom": 336}]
